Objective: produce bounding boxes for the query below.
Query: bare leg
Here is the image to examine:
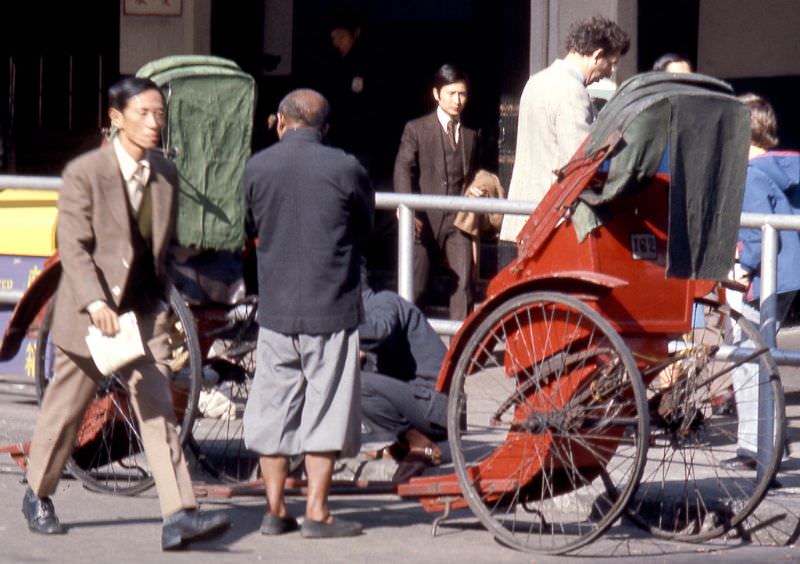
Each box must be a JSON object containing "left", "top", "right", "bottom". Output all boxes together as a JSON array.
[
  {"left": 304, "top": 452, "right": 336, "bottom": 522},
  {"left": 260, "top": 455, "right": 290, "bottom": 517}
]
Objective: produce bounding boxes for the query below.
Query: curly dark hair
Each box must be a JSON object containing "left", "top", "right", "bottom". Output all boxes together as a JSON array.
[{"left": 565, "top": 15, "right": 630, "bottom": 57}]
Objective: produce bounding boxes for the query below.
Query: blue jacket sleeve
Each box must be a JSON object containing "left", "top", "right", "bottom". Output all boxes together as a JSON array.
[
  {"left": 739, "top": 167, "right": 778, "bottom": 273},
  {"left": 358, "top": 292, "right": 399, "bottom": 351}
]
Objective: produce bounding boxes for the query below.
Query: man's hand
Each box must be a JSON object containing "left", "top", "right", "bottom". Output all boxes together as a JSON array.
[
  {"left": 465, "top": 184, "right": 487, "bottom": 198},
  {"left": 732, "top": 263, "right": 751, "bottom": 288},
  {"left": 396, "top": 209, "right": 425, "bottom": 240},
  {"left": 89, "top": 305, "right": 120, "bottom": 336}
]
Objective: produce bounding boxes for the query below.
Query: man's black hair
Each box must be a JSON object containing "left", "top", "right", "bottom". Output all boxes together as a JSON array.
[
  {"left": 432, "top": 64, "right": 470, "bottom": 92},
  {"left": 108, "top": 76, "right": 164, "bottom": 112},
  {"left": 327, "top": 8, "right": 363, "bottom": 35},
  {"left": 652, "top": 53, "right": 692, "bottom": 72}
]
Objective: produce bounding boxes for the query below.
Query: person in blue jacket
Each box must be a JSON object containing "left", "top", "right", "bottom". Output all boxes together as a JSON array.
[
  {"left": 358, "top": 268, "right": 448, "bottom": 467},
  {"left": 724, "top": 93, "right": 800, "bottom": 470}
]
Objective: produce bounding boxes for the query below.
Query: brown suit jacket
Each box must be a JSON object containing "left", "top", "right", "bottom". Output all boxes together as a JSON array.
[
  {"left": 51, "top": 143, "right": 178, "bottom": 356},
  {"left": 393, "top": 112, "right": 479, "bottom": 239}
]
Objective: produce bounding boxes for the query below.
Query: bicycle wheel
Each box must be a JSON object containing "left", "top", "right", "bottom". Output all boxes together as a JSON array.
[
  {"left": 629, "top": 298, "right": 784, "bottom": 541},
  {"left": 187, "top": 301, "right": 260, "bottom": 483},
  {"left": 448, "top": 291, "right": 648, "bottom": 554},
  {"left": 34, "top": 286, "right": 202, "bottom": 496}
]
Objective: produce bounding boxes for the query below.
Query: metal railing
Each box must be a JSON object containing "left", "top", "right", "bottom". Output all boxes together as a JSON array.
[
  {"left": 375, "top": 192, "right": 536, "bottom": 335},
  {"left": 3, "top": 174, "right": 800, "bottom": 367},
  {"left": 376, "top": 192, "right": 800, "bottom": 365}
]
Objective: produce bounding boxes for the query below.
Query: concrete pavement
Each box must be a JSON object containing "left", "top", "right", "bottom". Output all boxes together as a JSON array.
[{"left": 2, "top": 368, "right": 800, "bottom": 563}]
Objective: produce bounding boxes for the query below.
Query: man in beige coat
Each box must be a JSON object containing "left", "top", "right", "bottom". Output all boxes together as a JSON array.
[
  {"left": 499, "top": 16, "right": 630, "bottom": 247},
  {"left": 22, "top": 77, "right": 229, "bottom": 551}
]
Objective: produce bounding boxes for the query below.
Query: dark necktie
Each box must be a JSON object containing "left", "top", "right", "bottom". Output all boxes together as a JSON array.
[{"left": 446, "top": 119, "right": 457, "bottom": 150}]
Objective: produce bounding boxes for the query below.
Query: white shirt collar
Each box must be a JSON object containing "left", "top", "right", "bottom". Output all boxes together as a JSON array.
[
  {"left": 436, "top": 106, "right": 460, "bottom": 140},
  {"left": 561, "top": 58, "right": 586, "bottom": 85},
  {"left": 112, "top": 136, "right": 150, "bottom": 185}
]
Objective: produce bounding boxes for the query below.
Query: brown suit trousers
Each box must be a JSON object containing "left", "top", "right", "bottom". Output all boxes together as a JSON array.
[{"left": 27, "top": 308, "right": 196, "bottom": 518}]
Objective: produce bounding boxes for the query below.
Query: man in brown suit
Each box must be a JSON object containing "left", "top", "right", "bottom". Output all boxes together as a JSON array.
[
  {"left": 394, "top": 64, "right": 479, "bottom": 320},
  {"left": 22, "top": 77, "right": 229, "bottom": 551}
]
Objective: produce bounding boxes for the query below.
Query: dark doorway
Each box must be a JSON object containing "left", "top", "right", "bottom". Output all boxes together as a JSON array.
[
  {"left": 0, "top": 2, "right": 120, "bottom": 174},
  {"left": 290, "top": 0, "right": 530, "bottom": 180},
  {"left": 210, "top": 1, "right": 530, "bottom": 292},
  {"left": 210, "top": 0, "right": 530, "bottom": 180},
  {"left": 637, "top": 0, "right": 699, "bottom": 72}
]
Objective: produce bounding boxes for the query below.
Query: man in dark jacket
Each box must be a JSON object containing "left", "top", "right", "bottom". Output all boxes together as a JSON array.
[
  {"left": 323, "top": 10, "right": 375, "bottom": 171},
  {"left": 242, "top": 89, "right": 374, "bottom": 538},
  {"left": 359, "top": 273, "right": 448, "bottom": 463}
]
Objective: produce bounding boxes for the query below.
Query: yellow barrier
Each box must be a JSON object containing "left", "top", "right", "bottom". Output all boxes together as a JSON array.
[{"left": 0, "top": 189, "right": 58, "bottom": 257}]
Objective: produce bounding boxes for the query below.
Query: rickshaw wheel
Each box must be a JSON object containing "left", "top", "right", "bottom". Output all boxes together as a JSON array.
[
  {"left": 34, "top": 286, "right": 202, "bottom": 496},
  {"left": 186, "top": 301, "right": 261, "bottom": 483},
  {"left": 448, "top": 291, "right": 648, "bottom": 554},
  {"left": 629, "top": 297, "right": 784, "bottom": 541}
]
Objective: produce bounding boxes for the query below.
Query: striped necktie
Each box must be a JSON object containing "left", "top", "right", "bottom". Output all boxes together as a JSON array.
[
  {"left": 446, "top": 119, "right": 457, "bottom": 150},
  {"left": 130, "top": 164, "right": 146, "bottom": 212}
]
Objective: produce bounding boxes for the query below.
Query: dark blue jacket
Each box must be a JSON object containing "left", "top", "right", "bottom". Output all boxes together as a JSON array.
[
  {"left": 244, "top": 128, "right": 374, "bottom": 333},
  {"left": 358, "top": 287, "right": 446, "bottom": 383},
  {"left": 738, "top": 151, "right": 800, "bottom": 301},
  {"left": 358, "top": 286, "right": 449, "bottom": 428}
]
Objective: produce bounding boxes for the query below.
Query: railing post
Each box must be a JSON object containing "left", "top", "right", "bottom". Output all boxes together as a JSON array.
[
  {"left": 397, "top": 203, "right": 414, "bottom": 302},
  {"left": 757, "top": 224, "right": 779, "bottom": 481}
]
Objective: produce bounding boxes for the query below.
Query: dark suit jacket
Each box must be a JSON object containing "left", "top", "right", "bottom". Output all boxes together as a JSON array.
[
  {"left": 393, "top": 112, "right": 479, "bottom": 239},
  {"left": 52, "top": 143, "right": 178, "bottom": 356}
]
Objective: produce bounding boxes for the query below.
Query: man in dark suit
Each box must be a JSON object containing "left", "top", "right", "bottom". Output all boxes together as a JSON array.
[
  {"left": 22, "top": 77, "right": 229, "bottom": 551},
  {"left": 394, "top": 64, "right": 480, "bottom": 320}
]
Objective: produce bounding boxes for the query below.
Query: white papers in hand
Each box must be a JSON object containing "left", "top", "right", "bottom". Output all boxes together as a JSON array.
[{"left": 85, "top": 311, "right": 145, "bottom": 375}]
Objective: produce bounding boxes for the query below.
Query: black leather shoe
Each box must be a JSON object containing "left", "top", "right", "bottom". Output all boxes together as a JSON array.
[
  {"left": 162, "top": 509, "right": 230, "bottom": 551},
  {"left": 22, "top": 487, "right": 65, "bottom": 535},
  {"left": 720, "top": 454, "right": 757, "bottom": 470}
]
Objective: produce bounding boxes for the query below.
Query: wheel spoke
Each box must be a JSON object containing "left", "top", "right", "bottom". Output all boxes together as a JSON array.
[
  {"left": 630, "top": 299, "right": 784, "bottom": 540},
  {"left": 449, "top": 292, "right": 647, "bottom": 554}
]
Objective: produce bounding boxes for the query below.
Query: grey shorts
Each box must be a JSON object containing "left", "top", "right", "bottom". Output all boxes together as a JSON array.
[{"left": 243, "top": 327, "right": 361, "bottom": 457}]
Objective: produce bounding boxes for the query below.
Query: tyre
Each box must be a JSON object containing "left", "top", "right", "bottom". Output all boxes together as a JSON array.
[
  {"left": 187, "top": 300, "right": 261, "bottom": 483},
  {"left": 34, "top": 286, "right": 202, "bottom": 496},
  {"left": 448, "top": 291, "right": 648, "bottom": 554},
  {"left": 629, "top": 297, "right": 784, "bottom": 541}
]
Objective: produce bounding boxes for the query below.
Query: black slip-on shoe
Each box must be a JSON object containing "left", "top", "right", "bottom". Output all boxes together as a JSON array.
[
  {"left": 161, "top": 509, "right": 230, "bottom": 551},
  {"left": 22, "top": 487, "right": 65, "bottom": 535},
  {"left": 260, "top": 512, "right": 300, "bottom": 535},
  {"left": 301, "top": 516, "right": 362, "bottom": 539}
]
